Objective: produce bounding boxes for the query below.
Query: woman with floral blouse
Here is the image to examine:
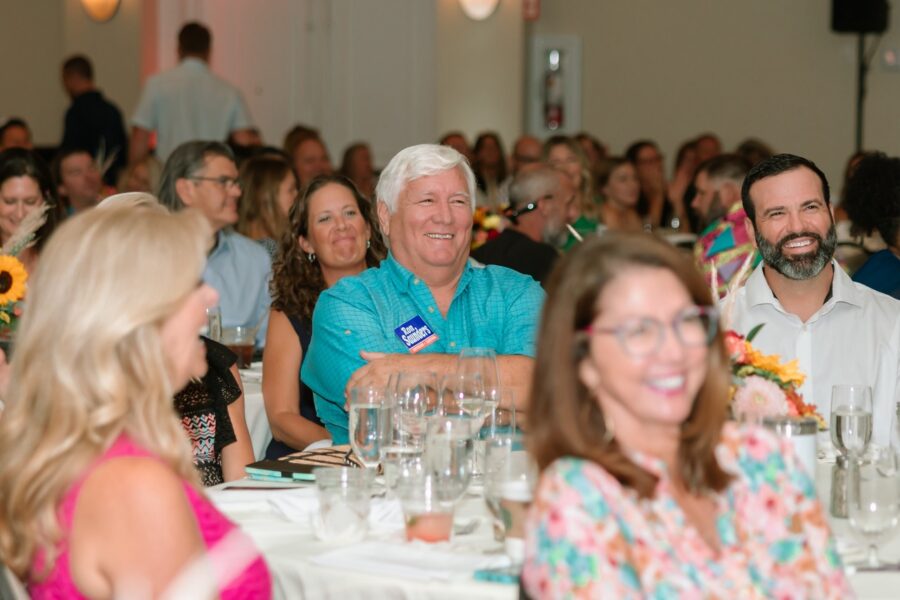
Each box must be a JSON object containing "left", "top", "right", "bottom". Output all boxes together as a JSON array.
[{"left": 522, "top": 233, "right": 850, "bottom": 598}]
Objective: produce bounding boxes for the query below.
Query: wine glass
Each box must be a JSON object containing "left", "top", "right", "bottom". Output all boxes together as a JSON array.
[
  {"left": 205, "top": 306, "right": 222, "bottom": 342},
  {"left": 848, "top": 447, "right": 900, "bottom": 568},
  {"left": 439, "top": 372, "right": 486, "bottom": 419},
  {"left": 348, "top": 385, "right": 393, "bottom": 469},
  {"left": 425, "top": 416, "right": 475, "bottom": 505},
  {"left": 457, "top": 347, "right": 499, "bottom": 391},
  {"left": 394, "top": 371, "right": 438, "bottom": 447},
  {"left": 830, "top": 384, "right": 873, "bottom": 460}
]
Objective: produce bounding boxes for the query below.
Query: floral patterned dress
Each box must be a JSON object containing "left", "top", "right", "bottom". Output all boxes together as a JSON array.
[{"left": 522, "top": 423, "right": 852, "bottom": 599}]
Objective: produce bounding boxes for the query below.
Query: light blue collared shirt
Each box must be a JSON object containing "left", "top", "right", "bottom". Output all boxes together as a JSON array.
[
  {"left": 302, "top": 253, "right": 545, "bottom": 444},
  {"left": 204, "top": 229, "right": 271, "bottom": 348},
  {"left": 131, "top": 58, "right": 253, "bottom": 162}
]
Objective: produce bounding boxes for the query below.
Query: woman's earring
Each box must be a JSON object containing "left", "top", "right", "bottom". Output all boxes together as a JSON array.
[
  {"left": 366, "top": 239, "right": 371, "bottom": 249},
  {"left": 307, "top": 252, "right": 316, "bottom": 263},
  {"left": 601, "top": 413, "right": 616, "bottom": 446}
]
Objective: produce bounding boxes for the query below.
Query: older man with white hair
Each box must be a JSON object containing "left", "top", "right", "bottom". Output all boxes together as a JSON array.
[{"left": 302, "top": 144, "right": 545, "bottom": 443}]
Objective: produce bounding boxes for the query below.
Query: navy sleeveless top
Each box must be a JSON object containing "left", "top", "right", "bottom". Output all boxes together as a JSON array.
[{"left": 264, "top": 314, "right": 323, "bottom": 459}]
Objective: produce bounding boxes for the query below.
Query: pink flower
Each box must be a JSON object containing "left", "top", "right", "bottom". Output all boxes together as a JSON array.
[
  {"left": 733, "top": 375, "right": 789, "bottom": 421},
  {"left": 724, "top": 330, "right": 747, "bottom": 362}
]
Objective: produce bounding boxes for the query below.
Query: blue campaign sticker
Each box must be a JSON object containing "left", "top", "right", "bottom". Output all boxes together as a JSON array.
[{"left": 394, "top": 315, "right": 439, "bottom": 353}]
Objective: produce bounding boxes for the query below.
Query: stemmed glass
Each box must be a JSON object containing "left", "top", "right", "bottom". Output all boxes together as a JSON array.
[
  {"left": 439, "top": 373, "right": 486, "bottom": 419},
  {"left": 457, "top": 347, "right": 499, "bottom": 391},
  {"left": 348, "top": 385, "right": 393, "bottom": 470},
  {"left": 848, "top": 447, "right": 900, "bottom": 568},
  {"left": 830, "top": 384, "right": 873, "bottom": 460},
  {"left": 394, "top": 371, "right": 438, "bottom": 448}
]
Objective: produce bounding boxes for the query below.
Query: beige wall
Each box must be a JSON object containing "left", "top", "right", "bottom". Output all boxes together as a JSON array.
[
  {"left": 436, "top": 0, "right": 524, "bottom": 150},
  {"left": 0, "top": 0, "right": 143, "bottom": 146},
  {"left": 533, "top": 0, "right": 900, "bottom": 187}
]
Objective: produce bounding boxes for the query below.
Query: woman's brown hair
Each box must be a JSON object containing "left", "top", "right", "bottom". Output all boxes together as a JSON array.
[
  {"left": 528, "top": 232, "right": 732, "bottom": 498},
  {"left": 236, "top": 154, "right": 295, "bottom": 241},
  {"left": 270, "top": 174, "right": 386, "bottom": 320}
]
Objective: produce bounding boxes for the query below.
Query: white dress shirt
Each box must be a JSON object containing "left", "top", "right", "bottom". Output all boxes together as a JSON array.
[{"left": 729, "top": 261, "right": 900, "bottom": 444}]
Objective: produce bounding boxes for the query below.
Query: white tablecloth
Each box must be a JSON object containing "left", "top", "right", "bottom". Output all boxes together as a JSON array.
[
  {"left": 239, "top": 365, "right": 271, "bottom": 460},
  {"left": 212, "top": 457, "right": 900, "bottom": 599}
]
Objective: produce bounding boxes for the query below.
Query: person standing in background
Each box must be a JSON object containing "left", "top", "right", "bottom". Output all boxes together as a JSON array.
[
  {"left": 130, "top": 22, "right": 256, "bottom": 165},
  {"left": 60, "top": 55, "right": 128, "bottom": 186}
]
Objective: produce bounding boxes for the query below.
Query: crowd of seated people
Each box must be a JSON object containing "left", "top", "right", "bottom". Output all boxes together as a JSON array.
[{"left": 1, "top": 21, "right": 898, "bottom": 597}]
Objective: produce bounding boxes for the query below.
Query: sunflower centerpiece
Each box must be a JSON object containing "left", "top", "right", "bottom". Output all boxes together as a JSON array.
[{"left": 0, "top": 206, "right": 47, "bottom": 349}]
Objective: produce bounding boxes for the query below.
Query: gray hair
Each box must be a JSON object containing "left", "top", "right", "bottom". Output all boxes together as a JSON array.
[
  {"left": 157, "top": 141, "right": 234, "bottom": 211},
  {"left": 375, "top": 143, "right": 476, "bottom": 214},
  {"left": 508, "top": 166, "right": 563, "bottom": 211}
]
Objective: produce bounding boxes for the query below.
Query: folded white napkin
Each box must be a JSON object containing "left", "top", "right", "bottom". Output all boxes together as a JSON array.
[
  {"left": 208, "top": 485, "right": 313, "bottom": 512},
  {"left": 267, "top": 490, "right": 406, "bottom": 534},
  {"left": 309, "top": 541, "right": 512, "bottom": 581}
]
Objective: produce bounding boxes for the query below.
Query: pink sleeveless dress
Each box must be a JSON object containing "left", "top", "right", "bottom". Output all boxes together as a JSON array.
[{"left": 28, "top": 436, "right": 271, "bottom": 599}]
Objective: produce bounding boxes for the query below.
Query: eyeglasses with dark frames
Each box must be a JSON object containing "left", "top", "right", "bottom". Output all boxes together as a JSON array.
[
  {"left": 189, "top": 176, "right": 242, "bottom": 190},
  {"left": 582, "top": 305, "right": 719, "bottom": 358}
]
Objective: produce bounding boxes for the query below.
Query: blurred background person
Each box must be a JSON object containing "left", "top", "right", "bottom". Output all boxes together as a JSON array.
[
  {"left": 283, "top": 125, "right": 332, "bottom": 191},
  {"left": 625, "top": 139, "right": 689, "bottom": 232},
  {"left": 339, "top": 142, "right": 376, "bottom": 199},
  {"left": 473, "top": 165, "right": 576, "bottom": 287},
  {"left": 0, "top": 118, "right": 33, "bottom": 152},
  {"left": 472, "top": 131, "right": 508, "bottom": 210},
  {"left": 543, "top": 135, "right": 598, "bottom": 250},
  {"left": 597, "top": 157, "right": 643, "bottom": 233},
  {"left": 575, "top": 131, "right": 607, "bottom": 191},
  {"left": 117, "top": 154, "right": 162, "bottom": 194},
  {"left": 60, "top": 54, "right": 128, "bottom": 186},
  {"left": 842, "top": 152, "right": 900, "bottom": 298},
  {"left": 53, "top": 148, "right": 104, "bottom": 215},
  {"left": 237, "top": 153, "right": 297, "bottom": 257},
  {"left": 735, "top": 137, "right": 774, "bottom": 167},
  {"left": 438, "top": 130, "right": 473, "bottom": 164},
  {"left": 0, "top": 148, "right": 63, "bottom": 274},
  {"left": 264, "top": 175, "right": 386, "bottom": 457},
  {"left": 523, "top": 233, "right": 849, "bottom": 597},
  {"left": 0, "top": 205, "right": 270, "bottom": 597}
]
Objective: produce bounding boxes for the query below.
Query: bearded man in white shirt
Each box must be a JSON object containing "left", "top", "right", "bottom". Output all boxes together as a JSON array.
[{"left": 730, "top": 153, "right": 900, "bottom": 444}]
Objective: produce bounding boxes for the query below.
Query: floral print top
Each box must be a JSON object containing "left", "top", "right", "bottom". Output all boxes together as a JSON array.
[{"left": 522, "top": 423, "right": 852, "bottom": 599}]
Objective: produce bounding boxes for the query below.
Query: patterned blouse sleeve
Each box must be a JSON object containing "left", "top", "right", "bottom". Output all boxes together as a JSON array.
[
  {"left": 522, "top": 459, "right": 644, "bottom": 599},
  {"left": 770, "top": 433, "right": 853, "bottom": 598}
]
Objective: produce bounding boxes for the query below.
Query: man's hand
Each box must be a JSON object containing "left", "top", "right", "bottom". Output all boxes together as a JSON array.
[{"left": 343, "top": 351, "right": 453, "bottom": 409}]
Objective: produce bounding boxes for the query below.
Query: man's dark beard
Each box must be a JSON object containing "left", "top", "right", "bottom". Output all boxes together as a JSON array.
[{"left": 755, "top": 224, "right": 837, "bottom": 280}]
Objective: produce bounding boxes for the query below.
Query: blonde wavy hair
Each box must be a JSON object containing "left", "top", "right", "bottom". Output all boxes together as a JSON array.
[{"left": 0, "top": 204, "right": 211, "bottom": 579}]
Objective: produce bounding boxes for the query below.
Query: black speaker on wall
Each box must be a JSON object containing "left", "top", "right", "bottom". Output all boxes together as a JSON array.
[{"left": 832, "top": 0, "right": 889, "bottom": 34}]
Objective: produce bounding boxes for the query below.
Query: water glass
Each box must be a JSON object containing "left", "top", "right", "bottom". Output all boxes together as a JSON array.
[
  {"left": 483, "top": 434, "right": 537, "bottom": 564},
  {"left": 848, "top": 448, "right": 900, "bottom": 567},
  {"left": 395, "top": 470, "right": 455, "bottom": 543},
  {"left": 349, "top": 385, "right": 393, "bottom": 469},
  {"left": 380, "top": 438, "right": 424, "bottom": 493},
  {"left": 313, "top": 467, "right": 372, "bottom": 543},
  {"left": 830, "top": 384, "right": 873, "bottom": 459},
  {"left": 394, "top": 371, "right": 438, "bottom": 447},
  {"left": 439, "top": 372, "right": 486, "bottom": 419},
  {"left": 425, "top": 416, "right": 476, "bottom": 504}
]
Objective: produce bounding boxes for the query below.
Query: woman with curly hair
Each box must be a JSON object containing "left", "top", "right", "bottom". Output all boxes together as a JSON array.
[
  {"left": 843, "top": 152, "right": 900, "bottom": 298},
  {"left": 262, "top": 175, "right": 386, "bottom": 457}
]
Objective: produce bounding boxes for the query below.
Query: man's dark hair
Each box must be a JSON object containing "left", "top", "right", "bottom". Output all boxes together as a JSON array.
[
  {"left": 741, "top": 153, "right": 830, "bottom": 225},
  {"left": 51, "top": 147, "right": 93, "bottom": 188},
  {"left": 157, "top": 140, "right": 234, "bottom": 211},
  {"left": 178, "top": 22, "right": 212, "bottom": 57},
  {"left": 62, "top": 54, "right": 93, "bottom": 80},
  {"left": 0, "top": 118, "right": 29, "bottom": 142},
  {"left": 697, "top": 154, "right": 751, "bottom": 185}
]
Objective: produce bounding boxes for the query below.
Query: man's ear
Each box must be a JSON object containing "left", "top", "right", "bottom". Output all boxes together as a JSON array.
[
  {"left": 721, "top": 182, "right": 740, "bottom": 210},
  {"left": 744, "top": 216, "right": 758, "bottom": 249},
  {"left": 175, "top": 178, "right": 195, "bottom": 207},
  {"left": 377, "top": 201, "right": 391, "bottom": 237}
]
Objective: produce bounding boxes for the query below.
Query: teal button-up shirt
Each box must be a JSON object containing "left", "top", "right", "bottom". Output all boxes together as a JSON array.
[{"left": 302, "top": 253, "right": 545, "bottom": 443}]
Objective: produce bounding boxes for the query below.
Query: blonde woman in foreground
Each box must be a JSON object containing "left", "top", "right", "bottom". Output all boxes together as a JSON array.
[{"left": 0, "top": 205, "right": 270, "bottom": 598}]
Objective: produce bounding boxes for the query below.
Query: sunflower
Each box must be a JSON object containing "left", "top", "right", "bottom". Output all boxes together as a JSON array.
[{"left": 0, "top": 256, "right": 28, "bottom": 305}]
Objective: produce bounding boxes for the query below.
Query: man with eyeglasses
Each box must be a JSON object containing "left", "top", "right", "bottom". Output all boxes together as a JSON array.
[
  {"left": 473, "top": 165, "right": 576, "bottom": 287},
  {"left": 158, "top": 141, "right": 271, "bottom": 348},
  {"left": 729, "top": 153, "right": 900, "bottom": 444}
]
